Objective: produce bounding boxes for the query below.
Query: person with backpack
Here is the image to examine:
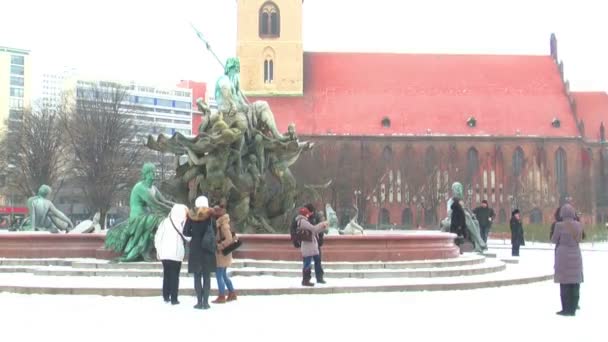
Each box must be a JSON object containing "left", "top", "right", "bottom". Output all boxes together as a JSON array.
[
  {"left": 295, "top": 206, "right": 328, "bottom": 287},
  {"left": 290, "top": 204, "right": 327, "bottom": 283},
  {"left": 211, "top": 205, "right": 237, "bottom": 304},
  {"left": 305, "top": 203, "right": 326, "bottom": 284}
]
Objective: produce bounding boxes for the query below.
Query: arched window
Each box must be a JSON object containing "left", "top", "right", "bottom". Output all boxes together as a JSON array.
[
  {"left": 498, "top": 208, "right": 507, "bottom": 224},
  {"left": 425, "top": 146, "right": 437, "bottom": 173},
  {"left": 512, "top": 147, "right": 524, "bottom": 177},
  {"left": 401, "top": 208, "right": 413, "bottom": 228},
  {"left": 555, "top": 147, "right": 567, "bottom": 201},
  {"left": 424, "top": 208, "right": 437, "bottom": 227},
  {"left": 263, "top": 59, "right": 274, "bottom": 83},
  {"left": 467, "top": 147, "right": 479, "bottom": 184},
  {"left": 530, "top": 208, "right": 543, "bottom": 224},
  {"left": 259, "top": 2, "right": 280, "bottom": 38},
  {"left": 382, "top": 145, "right": 393, "bottom": 162},
  {"left": 379, "top": 208, "right": 390, "bottom": 225}
]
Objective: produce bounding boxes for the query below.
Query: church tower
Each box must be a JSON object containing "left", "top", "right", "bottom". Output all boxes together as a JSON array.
[{"left": 236, "top": 0, "right": 304, "bottom": 96}]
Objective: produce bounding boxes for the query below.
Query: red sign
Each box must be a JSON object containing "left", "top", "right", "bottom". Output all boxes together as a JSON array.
[{"left": 0, "top": 207, "right": 28, "bottom": 214}]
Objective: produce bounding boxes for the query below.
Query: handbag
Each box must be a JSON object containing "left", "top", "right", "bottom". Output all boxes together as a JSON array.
[
  {"left": 220, "top": 223, "right": 242, "bottom": 256},
  {"left": 201, "top": 220, "right": 216, "bottom": 254},
  {"left": 296, "top": 219, "right": 313, "bottom": 242}
]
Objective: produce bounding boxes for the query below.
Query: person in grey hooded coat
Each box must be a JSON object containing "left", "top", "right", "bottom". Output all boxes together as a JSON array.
[{"left": 551, "top": 203, "right": 584, "bottom": 316}]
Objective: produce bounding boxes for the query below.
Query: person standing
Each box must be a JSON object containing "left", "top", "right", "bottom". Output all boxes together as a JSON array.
[
  {"left": 296, "top": 206, "right": 328, "bottom": 286},
  {"left": 184, "top": 196, "right": 216, "bottom": 310},
  {"left": 510, "top": 209, "right": 525, "bottom": 257},
  {"left": 304, "top": 203, "right": 326, "bottom": 284},
  {"left": 211, "top": 205, "right": 237, "bottom": 304},
  {"left": 473, "top": 200, "right": 495, "bottom": 243},
  {"left": 551, "top": 204, "right": 584, "bottom": 316},
  {"left": 154, "top": 204, "right": 189, "bottom": 305}
]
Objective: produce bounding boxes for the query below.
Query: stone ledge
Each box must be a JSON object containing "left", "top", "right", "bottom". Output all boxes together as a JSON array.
[{"left": 0, "top": 274, "right": 553, "bottom": 296}]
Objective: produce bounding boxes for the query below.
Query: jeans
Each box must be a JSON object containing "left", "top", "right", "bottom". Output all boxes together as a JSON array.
[
  {"left": 304, "top": 254, "right": 321, "bottom": 275},
  {"left": 194, "top": 271, "right": 211, "bottom": 304},
  {"left": 480, "top": 224, "right": 491, "bottom": 243},
  {"left": 161, "top": 260, "right": 181, "bottom": 302},
  {"left": 215, "top": 267, "right": 234, "bottom": 295}
]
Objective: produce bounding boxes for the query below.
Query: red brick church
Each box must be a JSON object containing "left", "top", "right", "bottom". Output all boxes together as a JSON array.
[{"left": 235, "top": 0, "right": 608, "bottom": 227}]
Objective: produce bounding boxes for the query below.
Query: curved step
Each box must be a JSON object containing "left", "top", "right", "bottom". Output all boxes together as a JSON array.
[
  {"left": 0, "top": 267, "right": 553, "bottom": 296},
  {"left": 232, "top": 260, "right": 506, "bottom": 279},
  {"left": 0, "top": 254, "right": 486, "bottom": 270},
  {"left": 21, "top": 259, "right": 504, "bottom": 278}
]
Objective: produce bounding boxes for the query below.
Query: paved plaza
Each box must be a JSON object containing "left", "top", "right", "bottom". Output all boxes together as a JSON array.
[{"left": 0, "top": 246, "right": 605, "bottom": 342}]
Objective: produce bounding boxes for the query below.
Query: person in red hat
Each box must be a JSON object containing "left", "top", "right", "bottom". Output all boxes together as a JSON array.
[{"left": 295, "top": 206, "right": 328, "bottom": 286}]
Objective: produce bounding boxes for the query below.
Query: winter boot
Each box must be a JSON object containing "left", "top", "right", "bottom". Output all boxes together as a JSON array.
[
  {"left": 316, "top": 274, "right": 326, "bottom": 284},
  {"left": 212, "top": 295, "right": 227, "bottom": 304},
  {"left": 194, "top": 291, "right": 203, "bottom": 309},
  {"left": 301, "top": 268, "right": 315, "bottom": 287},
  {"left": 227, "top": 292, "right": 238, "bottom": 302}
]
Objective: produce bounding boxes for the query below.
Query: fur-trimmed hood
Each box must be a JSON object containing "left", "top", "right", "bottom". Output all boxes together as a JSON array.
[{"left": 188, "top": 207, "right": 213, "bottom": 222}]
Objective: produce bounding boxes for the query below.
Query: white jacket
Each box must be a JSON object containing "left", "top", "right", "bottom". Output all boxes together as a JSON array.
[{"left": 155, "top": 204, "right": 189, "bottom": 262}]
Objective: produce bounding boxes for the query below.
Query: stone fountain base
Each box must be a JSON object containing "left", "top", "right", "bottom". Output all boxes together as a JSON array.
[{"left": 0, "top": 231, "right": 458, "bottom": 262}]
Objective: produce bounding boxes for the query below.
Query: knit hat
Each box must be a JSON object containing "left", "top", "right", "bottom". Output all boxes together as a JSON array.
[
  {"left": 195, "top": 196, "right": 209, "bottom": 208},
  {"left": 511, "top": 209, "right": 520, "bottom": 216},
  {"left": 299, "top": 207, "right": 312, "bottom": 217}
]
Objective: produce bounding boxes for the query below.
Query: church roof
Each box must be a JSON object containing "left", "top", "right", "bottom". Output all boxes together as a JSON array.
[
  {"left": 571, "top": 92, "right": 608, "bottom": 142},
  {"left": 250, "top": 52, "right": 580, "bottom": 138}
]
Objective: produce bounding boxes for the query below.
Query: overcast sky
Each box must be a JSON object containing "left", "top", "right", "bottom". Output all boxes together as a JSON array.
[{"left": 1, "top": 0, "right": 606, "bottom": 91}]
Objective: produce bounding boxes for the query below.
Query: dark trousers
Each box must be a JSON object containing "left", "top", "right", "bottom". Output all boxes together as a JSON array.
[
  {"left": 194, "top": 271, "right": 211, "bottom": 305},
  {"left": 314, "top": 248, "right": 325, "bottom": 281},
  {"left": 560, "top": 284, "right": 580, "bottom": 314},
  {"left": 161, "top": 260, "right": 181, "bottom": 303},
  {"left": 511, "top": 244, "right": 520, "bottom": 256},
  {"left": 480, "top": 224, "right": 491, "bottom": 243}
]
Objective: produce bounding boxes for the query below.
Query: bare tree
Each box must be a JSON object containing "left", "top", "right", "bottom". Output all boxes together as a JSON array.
[
  {"left": 60, "top": 82, "right": 143, "bottom": 228},
  {"left": 0, "top": 104, "right": 67, "bottom": 201}
]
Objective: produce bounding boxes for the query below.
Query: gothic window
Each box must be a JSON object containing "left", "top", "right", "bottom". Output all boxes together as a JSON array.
[
  {"left": 555, "top": 147, "right": 567, "bottom": 200},
  {"left": 530, "top": 208, "right": 543, "bottom": 224},
  {"left": 379, "top": 208, "right": 390, "bottom": 225},
  {"left": 424, "top": 208, "right": 437, "bottom": 227},
  {"left": 264, "top": 59, "right": 274, "bottom": 83},
  {"left": 498, "top": 208, "right": 507, "bottom": 224},
  {"left": 467, "top": 147, "right": 479, "bottom": 184},
  {"left": 425, "top": 146, "right": 437, "bottom": 173},
  {"left": 259, "top": 2, "right": 280, "bottom": 38},
  {"left": 383, "top": 146, "right": 393, "bottom": 163},
  {"left": 512, "top": 147, "right": 524, "bottom": 177},
  {"left": 401, "top": 208, "right": 413, "bottom": 228}
]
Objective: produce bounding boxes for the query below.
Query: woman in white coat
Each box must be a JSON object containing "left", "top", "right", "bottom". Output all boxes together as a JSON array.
[{"left": 154, "top": 204, "right": 189, "bottom": 305}]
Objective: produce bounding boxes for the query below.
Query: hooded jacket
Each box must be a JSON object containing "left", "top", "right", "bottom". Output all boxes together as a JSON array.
[{"left": 154, "top": 204, "right": 189, "bottom": 262}]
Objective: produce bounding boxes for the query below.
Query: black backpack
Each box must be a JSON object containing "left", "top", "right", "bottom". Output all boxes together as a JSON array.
[{"left": 290, "top": 216, "right": 301, "bottom": 248}]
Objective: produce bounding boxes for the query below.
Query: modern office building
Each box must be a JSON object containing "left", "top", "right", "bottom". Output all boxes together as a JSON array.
[
  {"left": 0, "top": 46, "right": 32, "bottom": 134},
  {"left": 40, "top": 67, "right": 77, "bottom": 109},
  {"left": 73, "top": 79, "right": 193, "bottom": 137}
]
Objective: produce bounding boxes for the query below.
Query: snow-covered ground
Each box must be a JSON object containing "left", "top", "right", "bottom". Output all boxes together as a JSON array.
[{"left": 0, "top": 250, "right": 605, "bottom": 342}]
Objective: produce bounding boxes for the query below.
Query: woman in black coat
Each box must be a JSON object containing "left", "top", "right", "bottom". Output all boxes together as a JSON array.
[
  {"left": 510, "top": 209, "right": 525, "bottom": 257},
  {"left": 450, "top": 198, "right": 467, "bottom": 252},
  {"left": 183, "top": 196, "right": 217, "bottom": 310}
]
